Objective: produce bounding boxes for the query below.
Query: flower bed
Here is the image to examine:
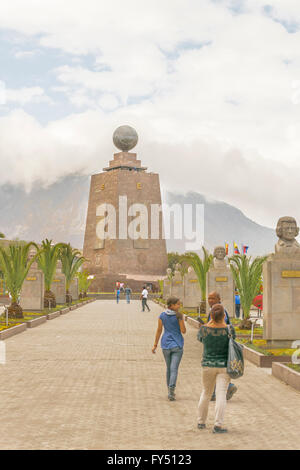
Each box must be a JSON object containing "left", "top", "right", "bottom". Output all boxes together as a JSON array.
[{"left": 237, "top": 339, "right": 296, "bottom": 368}]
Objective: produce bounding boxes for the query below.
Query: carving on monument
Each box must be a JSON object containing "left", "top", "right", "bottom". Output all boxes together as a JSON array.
[
  {"left": 213, "top": 246, "right": 227, "bottom": 269},
  {"left": 275, "top": 216, "right": 300, "bottom": 257}
]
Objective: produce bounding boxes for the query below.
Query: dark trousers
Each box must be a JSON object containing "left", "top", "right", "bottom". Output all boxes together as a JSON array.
[
  {"left": 142, "top": 298, "right": 150, "bottom": 311},
  {"left": 235, "top": 304, "right": 241, "bottom": 318}
]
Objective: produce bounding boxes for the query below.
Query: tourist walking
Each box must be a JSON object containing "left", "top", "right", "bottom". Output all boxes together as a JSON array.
[
  {"left": 197, "top": 303, "right": 236, "bottom": 433},
  {"left": 207, "top": 291, "right": 237, "bottom": 401},
  {"left": 152, "top": 296, "right": 186, "bottom": 401},
  {"left": 235, "top": 291, "right": 241, "bottom": 319},
  {"left": 116, "top": 288, "right": 120, "bottom": 304},
  {"left": 141, "top": 286, "right": 150, "bottom": 312},
  {"left": 125, "top": 286, "right": 132, "bottom": 304}
]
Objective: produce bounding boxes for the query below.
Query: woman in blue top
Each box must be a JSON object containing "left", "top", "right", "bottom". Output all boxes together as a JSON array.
[{"left": 152, "top": 296, "right": 186, "bottom": 401}]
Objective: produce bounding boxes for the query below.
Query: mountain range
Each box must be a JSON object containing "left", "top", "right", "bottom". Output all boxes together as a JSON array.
[{"left": 0, "top": 173, "right": 276, "bottom": 256}]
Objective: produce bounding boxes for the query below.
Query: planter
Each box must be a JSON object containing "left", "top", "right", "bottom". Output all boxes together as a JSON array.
[
  {"left": 272, "top": 362, "right": 300, "bottom": 392},
  {"left": 60, "top": 308, "right": 70, "bottom": 315},
  {"left": 243, "top": 345, "right": 291, "bottom": 368},
  {"left": 0, "top": 322, "right": 27, "bottom": 340},
  {"left": 185, "top": 316, "right": 200, "bottom": 329},
  {"left": 47, "top": 311, "right": 61, "bottom": 320},
  {"left": 26, "top": 316, "right": 47, "bottom": 329}
]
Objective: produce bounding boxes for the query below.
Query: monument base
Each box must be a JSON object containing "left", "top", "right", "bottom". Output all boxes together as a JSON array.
[{"left": 263, "top": 253, "right": 300, "bottom": 344}]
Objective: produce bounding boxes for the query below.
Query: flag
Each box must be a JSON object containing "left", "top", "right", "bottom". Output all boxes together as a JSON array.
[
  {"left": 233, "top": 242, "right": 240, "bottom": 254},
  {"left": 243, "top": 245, "right": 249, "bottom": 254},
  {"left": 225, "top": 243, "right": 229, "bottom": 255}
]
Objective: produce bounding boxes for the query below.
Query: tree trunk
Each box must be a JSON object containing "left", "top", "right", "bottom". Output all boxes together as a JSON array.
[
  {"left": 238, "top": 318, "right": 252, "bottom": 330},
  {"left": 66, "top": 290, "right": 72, "bottom": 304},
  {"left": 199, "top": 300, "right": 206, "bottom": 314},
  {"left": 8, "top": 302, "right": 23, "bottom": 319},
  {"left": 44, "top": 290, "right": 56, "bottom": 308}
]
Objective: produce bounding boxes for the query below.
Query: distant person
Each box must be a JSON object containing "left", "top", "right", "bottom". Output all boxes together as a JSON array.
[
  {"left": 116, "top": 288, "right": 120, "bottom": 304},
  {"left": 120, "top": 282, "right": 125, "bottom": 293},
  {"left": 152, "top": 296, "right": 186, "bottom": 401},
  {"left": 125, "top": 286, "right": 132, "bottom": 304},
  {"left": 116, "top": 281, "right": 120, "bottom": 290},
  {"left": 197, "top": 303, "right": 236, "bottom": 433},
  {"left": 141, "top": 286, "right": 150, "bottom": 312},
  {"left": 207, "top": 291, "right": 237, "bottom": 401},
  {"left": 235, "top": 292, "right": 241, "bottom": 319}
]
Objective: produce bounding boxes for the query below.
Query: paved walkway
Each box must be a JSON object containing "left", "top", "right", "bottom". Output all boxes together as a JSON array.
[{"left": 0, "top": 300, "right": 299, "bottom": 450}]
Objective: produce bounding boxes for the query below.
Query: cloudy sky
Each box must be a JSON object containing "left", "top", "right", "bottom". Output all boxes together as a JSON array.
[{"left": 0, "top": 0, "right": 300, "bottom": 229}]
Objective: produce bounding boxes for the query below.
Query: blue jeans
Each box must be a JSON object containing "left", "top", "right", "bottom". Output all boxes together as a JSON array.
[
  {"left": 126, "top": 294, "right": 130, "bottom": 304},
  {"left": 162, "top": 347, "right": 183, "bottom": 389},
  {"left": 116, "top": 295, "right": 120, "bottom": 304}
]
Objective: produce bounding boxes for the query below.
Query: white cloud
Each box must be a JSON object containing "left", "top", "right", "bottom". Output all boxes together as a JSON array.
[
  {"left": 14, "top": 49, "right": 38, "bottom": 59},
  {"left": 0, "top": 0, "right": 300, "bottom": 229},
  {"left": 4, "top": 86, "right": 52, "bottom": 105}
]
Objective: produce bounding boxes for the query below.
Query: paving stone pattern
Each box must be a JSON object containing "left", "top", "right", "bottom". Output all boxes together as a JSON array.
[{"left": 0, "top": 300, "right": 299, "bottom": 450}]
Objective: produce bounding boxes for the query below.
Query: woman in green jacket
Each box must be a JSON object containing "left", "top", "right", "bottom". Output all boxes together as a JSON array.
[{"left": 197, "top": 303, "right": 235, "bottom": 434}]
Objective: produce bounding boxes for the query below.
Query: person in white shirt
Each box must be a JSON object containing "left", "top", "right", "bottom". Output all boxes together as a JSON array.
[{"left": 141, "top": 286, "right": 150, "bottom": 312}]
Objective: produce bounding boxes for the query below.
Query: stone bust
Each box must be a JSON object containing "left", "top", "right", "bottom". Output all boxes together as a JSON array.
[
  {"left": 275, "top": 216, "right": 300, "bottom": 255},
  {"left": 213, "top": 246, "right": 227, "bottom": 269}
]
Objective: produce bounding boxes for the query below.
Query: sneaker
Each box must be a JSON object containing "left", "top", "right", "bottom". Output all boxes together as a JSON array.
[
  {"left": 213, "top": 426, "right": 228, "bottom": 434},
  {"left": 197, "top": 423, "right": 206, "bottom": 429},
  {"left": 168, "top": 387, "right": 176, "bottom": 401},
  {"left": 226, "top": 384, "right": 237, "bottom": 401}
]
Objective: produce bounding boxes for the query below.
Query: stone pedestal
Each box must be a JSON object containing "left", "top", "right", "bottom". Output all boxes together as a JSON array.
[
  {"left": 263, "top": 252, "right": 300, "bottom": 348},
  {"left": 69, "top": 278, "right": 79, "bottom": 301},
  {"left": 183, "top": 268, "right": 201, "bottom": 308},
  {"left": 163, "top": 278, "right": 172, "bottom": 299},
  {"left": 207, "top": 267, "right": 235, "bottom": 317},
  {"left": 171, "top": 271, "right": 184, "bottom": 300},
  {"left": 51, "top": 262, "right": 66, "bottom": 305},
  {"left": 20, "top": 267, "right": 44, "bottom": 311}
]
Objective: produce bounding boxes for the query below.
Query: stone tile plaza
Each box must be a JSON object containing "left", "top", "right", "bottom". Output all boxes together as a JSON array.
[{"left": 1, "top": 0, "right": 300, "bottom": 456}]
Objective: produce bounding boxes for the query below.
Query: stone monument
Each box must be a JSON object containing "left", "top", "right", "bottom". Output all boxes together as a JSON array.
[
  {"left": 83, "top": 125, "right": 168, "bottom": 292},
  {"left": 263, "top": 216, "right": 300, "bottom": 347},
  {"left": 163, "top": 268, "right": 173, "bottom": 299},
  {"left": 207, "top": 246, "right": 235, "bottom": 317},
  {"left": 170, "top": 263, "right": 184, "bottom": 299},
  {"left": 20, "top": 249, "right": 44, "bottom": 311},
  {"left": 69, "top": 277, "right": 79, "bottom": 301},
  {"left": 183, "top": 266, "right": 201, "bottom": 308},
  {"left": 51, "top": 260, "right": 66, "bottom": 305}
]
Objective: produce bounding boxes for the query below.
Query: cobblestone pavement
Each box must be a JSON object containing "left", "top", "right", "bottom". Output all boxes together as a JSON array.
[{"left": 0, "top": 300, "right": 299, "bottom": 450}]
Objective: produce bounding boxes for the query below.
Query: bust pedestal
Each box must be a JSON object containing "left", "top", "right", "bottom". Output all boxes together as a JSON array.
[
  {"left": 183, "top": 268, "right": 201, "bottom": 308},
  {"left": 20, "top": 265, "right": 44, "bottom": 311},
  {"left": 263, "top": 252, "right": 300, "bottom": 348},
  {"left": 207, "top": 266, "right": 235, "bottom": 317}
]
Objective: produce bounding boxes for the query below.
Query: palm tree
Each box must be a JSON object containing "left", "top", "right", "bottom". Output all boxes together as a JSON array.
[
  {"left": 59, "top": 244, "right": 85, "bottom": 303},
  {"left": 37, "top": 239, "right": 66, "bottom": 308},
  {"left": 229, "top": 254, "right": 267, "bottom": 328},
  {"left": 183, "top": 247, "right": 213, "bottom": 314},
  {"left": 76, "top": 270, "right": 92, "bottom": 298},
  {"left": 0, "top": 242, "right": 41, "bottom": 318}
]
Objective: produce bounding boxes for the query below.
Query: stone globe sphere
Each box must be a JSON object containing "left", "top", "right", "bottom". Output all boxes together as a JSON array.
[{"left": 113, "top": 125, "right": 138, "bottom": 152}]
